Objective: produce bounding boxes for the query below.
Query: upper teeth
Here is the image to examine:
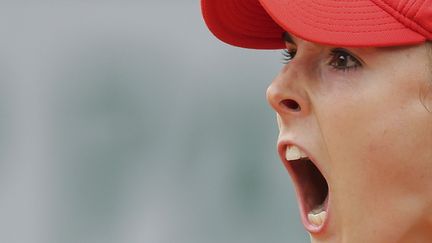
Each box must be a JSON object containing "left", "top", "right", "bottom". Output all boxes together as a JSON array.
[{"left": 285, "top": 145, "right": 308, "bottom": 161}]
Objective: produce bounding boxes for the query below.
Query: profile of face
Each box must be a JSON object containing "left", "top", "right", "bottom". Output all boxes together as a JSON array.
[{"left": 266, "top": 33, "right": 432, "bottom": 243}]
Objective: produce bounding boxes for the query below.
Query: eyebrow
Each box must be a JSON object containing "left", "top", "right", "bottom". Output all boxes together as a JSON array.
[{"left": 282, "top": 32, "right": 295, "bottom": 44}]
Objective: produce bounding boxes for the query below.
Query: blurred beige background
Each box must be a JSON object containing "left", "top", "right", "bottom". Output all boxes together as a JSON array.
[{"left": 0, "top": 1, "right": 308, "bottom": 242}]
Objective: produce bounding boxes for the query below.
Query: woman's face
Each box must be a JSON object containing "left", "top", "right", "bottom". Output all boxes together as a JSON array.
[{"left": 267, "top": 34, "right": 432, "bottom": 243}]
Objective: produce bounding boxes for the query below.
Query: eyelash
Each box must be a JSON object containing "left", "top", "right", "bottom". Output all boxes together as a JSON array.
[
  {"left": 281, "top": 49, "right": 296, "bottom": 64},
  {"left": 281, "top": 48, "right": 362, "bottom": 72}
]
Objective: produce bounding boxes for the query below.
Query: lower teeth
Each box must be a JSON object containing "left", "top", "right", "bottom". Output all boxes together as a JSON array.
[
  {"left": 308, "top": 210, "right": 327, "bottom": 226},
  {"left": 308, "top": 202, "right": 327, "bottom": 226}
]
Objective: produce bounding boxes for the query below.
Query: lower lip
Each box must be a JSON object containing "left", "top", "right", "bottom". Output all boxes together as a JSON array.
[{"left": 298, "top": 192, "right": 330, "bottom": 234}]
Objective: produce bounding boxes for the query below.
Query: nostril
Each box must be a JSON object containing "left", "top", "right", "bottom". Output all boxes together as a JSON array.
[{"left": 281, "top": 99, "right": 301, "bottom": 111}]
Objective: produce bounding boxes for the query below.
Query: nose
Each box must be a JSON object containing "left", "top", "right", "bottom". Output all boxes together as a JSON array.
[{"left": 266, "top": 68, "right": 310, "bottom": 117}]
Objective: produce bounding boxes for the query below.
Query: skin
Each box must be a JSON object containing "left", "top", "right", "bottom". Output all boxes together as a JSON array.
[{"left": 266, "top": 34, "right": 432, "bottom": 243}]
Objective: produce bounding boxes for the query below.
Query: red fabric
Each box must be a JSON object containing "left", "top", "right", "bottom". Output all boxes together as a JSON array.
[{"left": 201, "top": 0, "right": 431, "bottom": 49}]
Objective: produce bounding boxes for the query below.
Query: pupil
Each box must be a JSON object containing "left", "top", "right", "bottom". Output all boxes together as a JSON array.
[{"left": 338, "top": 55, "right": 347, "bottom": 66}]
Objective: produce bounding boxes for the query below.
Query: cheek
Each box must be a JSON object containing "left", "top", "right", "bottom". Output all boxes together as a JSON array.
[
  {"left": 308, "top": 46, "right": 432, "bottom": 239},
  {"left": 314, "top": 84, "right": 432, "bottom": 239},
  {"left": 319, "top": 85, "right": 425, "bottom": 180},
  {"left": 315, "top": 66, "right": 427, "bottom": 173},
  {"left": 315, "top": 68, "right": 432, "bottom": 215}
]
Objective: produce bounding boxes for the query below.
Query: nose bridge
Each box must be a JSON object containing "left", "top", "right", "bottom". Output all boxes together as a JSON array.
[{"left": 266, "top": 64, "right": 311, "bottom": 116}]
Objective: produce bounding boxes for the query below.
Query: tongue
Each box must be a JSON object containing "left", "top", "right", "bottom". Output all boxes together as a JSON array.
[{"left": 311, "top": 201, "right": 326, "bottom": 214}]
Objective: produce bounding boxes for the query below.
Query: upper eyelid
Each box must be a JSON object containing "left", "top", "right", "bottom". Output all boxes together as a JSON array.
[
  {"left": 282, "top": 32, "right": 296, "bottom": 45},
  {"left": 284, "top": 42, "right": 297, "bottom": 52},
  {"left": 281, "top": 44, "right": 366, "bottom": 67}
]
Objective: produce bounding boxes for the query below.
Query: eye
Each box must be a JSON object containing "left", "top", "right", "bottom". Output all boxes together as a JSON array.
[
  {"left": 282, "top": 48, "right": 297, "bottom": 64},
  {"left": 328, "top": 49, "right": 362, "bottom": 71}
]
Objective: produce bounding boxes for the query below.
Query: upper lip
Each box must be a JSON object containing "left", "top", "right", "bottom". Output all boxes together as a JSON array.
[{"left": 277, "top": 140, "right": 325, "bottom": 177}]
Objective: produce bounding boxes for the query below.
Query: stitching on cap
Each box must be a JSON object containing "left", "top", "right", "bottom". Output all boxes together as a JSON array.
[
  {"left": 326, "top": 0, "right": 372, "bottom": 2},
  {"left": 310, "top": 0, "right": 382, "bottom": 13},
  {"left": 293, "top": 2, "right": 405, "bottom": 32},
  {"left": 290, "top": 1, "right": 405, "bottom": 32},
  {"left": 310, "top": 15, "right": 392, "bottom": 21},
  {"left": 304, "top": 1, "right": 399, "bottom": 23},
  {"left": 313, "top": 0, "right": 374, "bottom": 6},
  {"left": 306, "top": 1, "right": 381, "bottom": 14},
  {"left": 296, "top": 1, "right": 382, "bottom": 26},
  {"left": 310, "top": 0, "right": 373, "bottom": 9}
]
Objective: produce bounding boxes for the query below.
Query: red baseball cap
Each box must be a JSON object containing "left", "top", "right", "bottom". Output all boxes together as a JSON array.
[{"left": 201, "top": 0, "right": 432, "bottom": 49}]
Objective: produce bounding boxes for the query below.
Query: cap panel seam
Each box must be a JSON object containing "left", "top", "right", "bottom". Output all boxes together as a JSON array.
[
  {"left": 413, "top": 0, "right": 427, "bottom": 18},
  {"left": 406, "top": 0, "right": 426, "bottom": 18},
  {"left": 370, "top": 0, "right": 430, "bottom": 37},
  {"left": 396, "top": 0, "right": 403, "bottom": 11},
  {"left": 412, "top": 0, "right": 431, "bottom": 37},
  {"left": 401, "top": 0, "right": 416, "bottom": 15}
]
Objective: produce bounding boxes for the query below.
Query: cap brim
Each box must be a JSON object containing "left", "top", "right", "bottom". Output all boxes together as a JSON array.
[
  {"left": 201, "top": 0, "right": 427, "bottom": 49},
  {"left": 201, "top": 0, "right": 285, "bottom": 49}
]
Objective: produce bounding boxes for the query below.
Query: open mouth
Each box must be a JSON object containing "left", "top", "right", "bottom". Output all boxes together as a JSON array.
[{"left": 281, "top": 144, "right": 330, "bottom": 232}]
